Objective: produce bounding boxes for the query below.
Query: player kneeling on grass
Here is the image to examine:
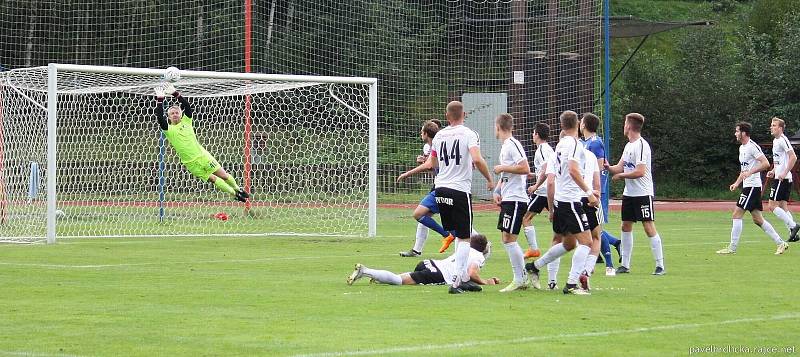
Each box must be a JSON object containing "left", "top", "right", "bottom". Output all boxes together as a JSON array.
[
  {"left": 346, "top": 234, "right": 498, "bottom": 290},
  {"left": 154, "top": 83, "right": 249, "bottom": 202}
]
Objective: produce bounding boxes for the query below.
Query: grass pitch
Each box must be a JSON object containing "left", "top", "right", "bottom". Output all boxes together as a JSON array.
[{"left": 1, "top": 208, "right": 799, "bottom": 356}]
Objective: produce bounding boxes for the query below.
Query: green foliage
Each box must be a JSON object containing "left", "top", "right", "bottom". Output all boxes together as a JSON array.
[{"left": 614, "top": 0, "right": 800, "bottom": 194}]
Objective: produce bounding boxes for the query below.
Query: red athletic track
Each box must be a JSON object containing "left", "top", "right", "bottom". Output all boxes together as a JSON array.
[
  {"left": 381, "top": 200, "right": 800, "bottom": 212},
  {"left": 6, "top": 199, "right": 800, "bottom": 211}
]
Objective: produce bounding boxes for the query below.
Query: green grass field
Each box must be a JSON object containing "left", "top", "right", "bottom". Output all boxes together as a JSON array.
[{"left": 1, "top": 208, "right": 799, "bottom": 356}]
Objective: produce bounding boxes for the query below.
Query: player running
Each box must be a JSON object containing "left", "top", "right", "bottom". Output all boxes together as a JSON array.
[
  {"left": 346, "top": 234, "right": 498, "bottom": 288},
  {"left": 766, "top": 117, "right": 800, "bottom": 243},
  {"left": 154, "top": 83, "right": 249, "bottom": 202},
  {"left": 396, "top": 119, "right": 454, "bottom": 257},
  {"left": 525, "top": 111, "right": 597, "bottom": 295},
  {"left": 718, "top": 122, "right": 789, "bottom": 255}
]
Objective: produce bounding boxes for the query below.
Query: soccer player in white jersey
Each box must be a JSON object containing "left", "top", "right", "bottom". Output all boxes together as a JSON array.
[
  {"left": 490, "top": 114, "right": 532, "bottom": 292},
  {"left": 521, "top": 123, "right": 554, "bottom": 259},
  {"left": 605, "top": 113, "right": 664, "bottom": 275},
  {"left": 396, "top": 119, "right": 455, "bottom": 257},
  {"left": 524, "top": 111, "right": 597, "bottom": 295},
  {"left": 717, "top": 122, "right": 789, "bottom": 255},
  {"left": 347, "top": 234, "right": 499, "bottom": 287},
  {"left": 544, "top": 144, "right": 602, "bottom": 291},
  {"left": 430, "top": 101, "right": 495, "bottom": 294},
  {"left": 767, "top": 117, "right": 800, "bottom": 242}
]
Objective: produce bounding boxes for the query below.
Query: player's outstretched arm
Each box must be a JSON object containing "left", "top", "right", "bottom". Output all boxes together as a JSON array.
[
  {"left": 605, "top": 157, "right": 624, "bottom": 174},
  {"left": 153, "top": 86, "right": 168, "bottom": 131},
  {"left": 468, "top": 263, "right": 499, "bottom": 285},
  {"left": 397, "top": 155, "right": 435, "bottom": 182}
]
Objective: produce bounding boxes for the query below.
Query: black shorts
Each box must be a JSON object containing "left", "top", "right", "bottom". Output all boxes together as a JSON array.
[
  {"left": 769, "top": 179, "right": 792, "bottom": 202},
  {"left": 408, "top": 260, "right": 446, "bottom": 285},
  {"left": 552, "top": 200, "right": 590, "bottom": 235},
  {"left": 527, "top": 194, "right": 549, "bottom": 214},
  {"left": 737, "top": 187, "right": 763, "bottom": 212},
  {"left": 581, "top": 197, "right": 601, "bottom": 231},
  {"left": 621, "top": 195, "right": 655, "bottom": 222},
  {"left": 497, "top": 201, "right": 527, "bottom": 235},
  {"left": 435, "top": 187, "right": 473, "bottom": 239}
]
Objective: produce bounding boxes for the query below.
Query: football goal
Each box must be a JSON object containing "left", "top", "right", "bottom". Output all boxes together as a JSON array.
[{"left": 0, "top": 64, "right": 378, "bottom": 243}]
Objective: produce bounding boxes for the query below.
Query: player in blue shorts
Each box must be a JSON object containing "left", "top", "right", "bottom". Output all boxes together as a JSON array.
[
  {"left": 397, "top": 119, "right": 454, "bottom": 257},
  {"left": 581, "top": 113, "right": 621, "bottom": 276}
]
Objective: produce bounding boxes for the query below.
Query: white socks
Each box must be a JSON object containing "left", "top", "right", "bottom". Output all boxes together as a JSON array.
[
  {"left": 621, "top": 231, "right": 633, "bottom": 268},
  {"left": 413, "top": 223, "right": 428, "bottom": 253},
  {"left": 524, "top": 226, "right": 539, "bottom": 250},
  {"left": 568, "top": 245, "right": 590, "bottom": 284},
  {"left": 773, "top": 207, "right": 797, "bottom": 230},
  {"left": 453, "top": 240, "right": 471, "bottom": 286},
  {"left": 730, "top": 219, "right": 743, "bottom": 251},
  {"left": 503, "top": 241, "right": 526, "bottom": 284},
  {"left": 535, "top": 243, "right": 568, "bottom": 270},
  {"left": 649, "top": 234, "right": 664, "bottom": 269},
  {"left": 584, "top": 254, "right": 597, "bottom": 276},
  {"left": 547, "top": 258, "right": 560, "bottom": 284},
  {"left": 362, "top": 267, "right": 402, "bottom": 285},
  {"left": 760, "top": 220, "right": 784, "bottom": 245}
]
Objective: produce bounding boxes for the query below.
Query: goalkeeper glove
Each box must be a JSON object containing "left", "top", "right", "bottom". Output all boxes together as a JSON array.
[
  {"left": 153, "top": 85, "right": 166, "bottom": 99},
  {"left": 164, "top": 83, "right": 178, "bottom": 97}
]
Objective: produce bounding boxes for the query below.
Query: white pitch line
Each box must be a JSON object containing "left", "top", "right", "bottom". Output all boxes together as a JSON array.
[
  {"left": 292, "top": 313, "right": 800, "bottom": 357},
  {"left": 0, "top": 351, "right": 83, "bottom": 357},
  {"left": 0, "top": 253, "right": 390, "bottom": 269}
]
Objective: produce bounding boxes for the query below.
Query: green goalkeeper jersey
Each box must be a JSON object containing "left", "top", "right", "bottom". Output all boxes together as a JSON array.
[{"left": 163, "top": 114, "right": 206, "bottom": 163}]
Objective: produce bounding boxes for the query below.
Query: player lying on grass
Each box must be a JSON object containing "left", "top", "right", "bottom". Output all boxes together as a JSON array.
[
  {"left": 154, "top": 83, "right": 249, "bottom": 202},
  {"left": 346, "top": 234, "right": 498, "bottom": 291}
]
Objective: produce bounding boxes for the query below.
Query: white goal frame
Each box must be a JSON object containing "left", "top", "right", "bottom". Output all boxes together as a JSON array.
[{"left": 35, "top": 63, "right": 378, "bottom": 243}]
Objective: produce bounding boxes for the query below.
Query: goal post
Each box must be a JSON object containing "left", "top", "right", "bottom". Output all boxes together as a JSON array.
[{"left": 1, "top": 64, "right": 378, "bottom": 243}]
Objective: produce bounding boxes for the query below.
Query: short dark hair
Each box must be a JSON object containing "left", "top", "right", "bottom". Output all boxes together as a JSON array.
[
  {"left": 469, "top": 233, "right": 488, "bottom": 252},
  {"left": 560, "top": 110, "right": 579, "bottom": 130},
  {"left": 625, "top": 113, "right": 645, "bottom": 132},
  {"left": 736, "top": 122, "right": 752, "bottom": 136},
  {"left": 430, "top": 118, "right": 442, "bottom": 128},
  {"left": 446, "top": 101, "right": 464, "bottom": 121},
  {"left": 581, "top": 113, "right": 600, "bottom": 133},
  {"left": 495, "top": 113, "right": 513, "bottom": 131},
  {"left": 534, "top": 122, "right": 550, "bottom": 141},
  {"left": 422, "top": 120, "right": 440, "bottom": 139}
]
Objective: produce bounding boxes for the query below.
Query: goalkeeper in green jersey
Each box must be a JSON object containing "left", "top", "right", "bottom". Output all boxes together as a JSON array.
[{"left": 154, "top": 83, "right": 250, "bottom": 202}]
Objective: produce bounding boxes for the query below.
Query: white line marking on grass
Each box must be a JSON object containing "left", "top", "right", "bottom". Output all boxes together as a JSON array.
[
  {"left": 0, "top": 351, "right": 83, "bottom": 357},
  {"left": 292, "top": 313, "right": 800, "bottom": 357},
  {"left": 0, "top": 254, "right": 390, "bottom": 269}
]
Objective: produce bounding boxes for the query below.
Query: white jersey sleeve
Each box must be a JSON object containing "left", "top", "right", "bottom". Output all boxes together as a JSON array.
[
  {"left": 581, "top": 149, "right": 599, "bottom": 197},
  {"left": 772, "top": 135, "right": 794, "bottom": 182},
  {"left": 622, "top": 137, "right": 654, "bottom": 197},
  {"left": 422, "top": 143, "right": 431, "bottom": 156},
  {"left": 436, "top": 248, "right": 486, "bottom": 285},
  {"left": 740, "top": 140, "right": 765, "bottom": 188},
  {"left": 533, "top": 143, "right": 555, "bottom": 197}
]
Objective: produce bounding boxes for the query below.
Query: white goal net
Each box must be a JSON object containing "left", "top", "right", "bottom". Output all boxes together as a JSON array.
[{"left": 0, "top": 64, "right": 377, "bottom": 242}]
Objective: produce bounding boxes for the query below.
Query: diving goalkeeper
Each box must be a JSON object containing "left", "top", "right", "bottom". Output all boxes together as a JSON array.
[{"left": 154, "top": 83, "right": 250, "bottom": 202}]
